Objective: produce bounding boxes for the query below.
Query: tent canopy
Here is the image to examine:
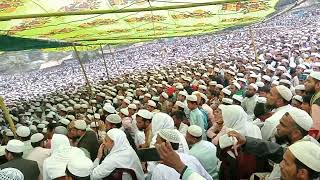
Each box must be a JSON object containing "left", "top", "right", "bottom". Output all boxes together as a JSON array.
[{"left": 0, "top": 0, "right": 279, "bottom": 48}]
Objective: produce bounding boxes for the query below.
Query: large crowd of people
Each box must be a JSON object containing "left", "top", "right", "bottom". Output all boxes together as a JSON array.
[{"left": 0, "top": 3, "right": 320, "bottom": 180}]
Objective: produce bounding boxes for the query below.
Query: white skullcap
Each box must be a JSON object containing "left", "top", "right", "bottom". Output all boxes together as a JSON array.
[
  {"left": 187, "top": 125, "right": 202, "bottom": 137},
  {"left": 161, "top": 92, "right": 169, "bottom": 99},
  {"left": 6, "top": 140, "right": 24, "bottom": 153},
  {"left": 232, "top": 95, "right": 243, "bottom": 103},
  {"left": 199, "top": 85, "right": 207, "bottom": 90},
  {"left": 123, "top": 99, "right": 130, "bottom": 105},
  {"left": 158, "top": 129, "right": 180, "bottom": 143},
  {"left": 222, "top": 88, "right": 231, "bottom": 95},
  {"left": 37, "top": 124, "right": 45, "bottom": 129},
  {"left": 277, "top": 66, "right": 286, "bottom": 72},
  {"left": 81, "top": 104, "right": 88, "bottom": 109},
  {"left": 175, "top": 101, "right": 185, "bottom": 109},
  {"left": 176, "top": 84, "right": 184, "bottom": 90},
  {"left": 275, "top": 85, "right": 293, "bottom": 101},
  {"left": 222, "top": 98, "right": 233, "bottom": 105},
  {"left": 0, "top": 146, "right": 5, "bottom": 156},
  {"left": 16, "top": 126, "right": 30, "bottom": 138},
  {"left": 256, "top": 82, "right": 265, "bottom": 88},
  {"left": 272, "top": 81, "right": 279, "bottom": 86},
  {"left": 249, "top": 83, "right": 258, "bottom": 91},
  {"left": 144, "top": 93, "right": 152, "bottom": 98},
  {"left": 94, "top": 113, "right": 100, "bottom": 119},
  {"left": 294, "top": 85, "right": 305, "bottom": 91},
  {"left": 6, "top": 131, "right": 14, "bottom": 137},
  {"left": 249, "top": 73, "right": 258, "bottom": 79},
  {"left": 46, "top": 113, "right": 54, "bottom": 118},
  {"left": 54, "top": 126, "right": 68, "bottom": 135},
  {"left": 279, "top": 79, "right": 291, "bottom": 85},
  {"left": 209, "top": 81, "right": 217, "bottom": 86},
  {"left": 97, "top": 92, "right": 106, "bottom": 97},
  {"left": 103, "top": 104, "right": 116, "bottom": 114},
  {"left": 31, "top": 133, "right": 44, "bottom": 143},
  {"left": 257, "top": 97, "right": 267, "bottom": 104},
  {"left": 74, "top": 104, "right": 81, "bottom": 109},
  {"left": 216, "top": 84, "right": 224, "bottom": 89},
  {"left": 74, "top": 120, "right": 87, "bottom": 130},
  {"left": 128, "top": 104, "right": 137, "bottom": 110},
  {"left": 187, "top": 95, "right": 198, "bottom": 102},
  {"left": 233, "top": 82, "right": 241, "bottom": 90},
  {"left": 137, "top": 109, "right": 153, "bottom": 119},
  {"left": 178, "top": 91, "right": 188, "bottom": 97},
  {"left": 67, "top": 156, "right": 93, "bottom": 177},
  {"left": 287, "top": 107, "right": 313, "bottom": 131},
  {"left": 293, "top": 95, "right": 303, "bottom": 103},
  {"left": 90, "top": 122, "right": 99, "bottom": 128},
  {"left": 147, "top": 100, "right": 157, "bottom": 107},
  {"left": 120, "top": 108, "right": 129, "bottom": 116},
  {"left": 262, "top": 75, "right": 271, "bottom": 82},
  {"left": 309, "top": 71, "right": 320, "bottom": 81},
  {"left": 59, "top": 118, "right": 70, "bottom": 126},
  {"left": 0, "top": 168, "right": 24, "bottom": 180},
  {"left": 288, "top": 141, "right": 320, "bottom": 172},
  {"left": 106, "top": 114, "right": 122, "bottom": 124}
]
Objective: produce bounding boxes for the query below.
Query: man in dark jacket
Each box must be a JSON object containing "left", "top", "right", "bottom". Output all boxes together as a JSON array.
[{"left": 0, "top": 139, "right": 40, "bottom": 180}]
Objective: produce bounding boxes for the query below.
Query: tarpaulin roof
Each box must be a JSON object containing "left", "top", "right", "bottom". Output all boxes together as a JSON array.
[{"left": 0, "top": 0, "right": 279, "bottom": 49}]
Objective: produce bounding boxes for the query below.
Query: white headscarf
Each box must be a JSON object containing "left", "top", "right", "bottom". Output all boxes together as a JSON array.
[
  {"left": 151, "top": 112, "right": 174, "bottom": 137},
  {"left": 91, "top": 128, "right": 144, "bottom": 180},
  {"left": 43, "top": 134, "right": 85, "bottom": 179}
]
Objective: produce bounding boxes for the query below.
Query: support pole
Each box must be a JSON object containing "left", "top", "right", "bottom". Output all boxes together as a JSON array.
[
  {"left": 0, "top": 97, "right": 17, "bottom": 138},
  {"left": 249, "top": 28, "right": 259, "bottom": 63},
  {"left": 73, "top": 45, "right": 93, "bottom": 96},
  {"left": 99, "top": 44, "right": 110, "bottom": 80},
  {"left": 107, "top": 44, "right": 119, "bottom": 75}
]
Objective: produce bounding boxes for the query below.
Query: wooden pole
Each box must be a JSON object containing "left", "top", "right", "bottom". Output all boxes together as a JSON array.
[
  {"left": 249, "top": 28, "right": 259, "bottom": 63},
  {"left": 0, "top": 96, "right": 17, "bottom": 137},
  {"left": 99, "top": 44, "right": 110, "bottom": 80},
  {"left": 73, "top": 45, "right": 93, "bottom": 96}
]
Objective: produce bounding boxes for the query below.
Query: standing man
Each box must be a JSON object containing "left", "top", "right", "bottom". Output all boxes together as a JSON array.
[
  {"left": 241, "top": 83, "right": 258, "bottom": 119},
  {"left": 187, "top": 95, "right": 205, "bottom": 138}
]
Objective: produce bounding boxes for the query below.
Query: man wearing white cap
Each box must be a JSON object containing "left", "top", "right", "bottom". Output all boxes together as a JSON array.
[
  {"left": 66, "top": 155, "right": 93, "bottom": 180},
  {"left": 171, "top": 111, "right": 188, "bottom": 136},
  {"left": 26, "top": 133, "right": 51, "bottom": 180},
  {"left": 16, "top": 126, "right": 33, "bottom": 158},
  {"left": 304, "top": 71, "right": 320, "bottom": 138},
  {"left": 68, "top": 120, "right": 99, "bottom": 161},
  {"left": 187, "top": 95, "right": 206, "bottom": 138},
  {"left": 228, "top": 107, "right": 318, "bottom": 180},
  {"left": 186, "top": 125, "right": 218, "bottom": 179},
  {"left": 242, "top": 83, "right": 258, "bottom": 119},
  {"left": 152, "top": 129, "right": 212, "bottom": 180},
  {"left": 261, "top": 85, "right": 293, "bottom": 140},
  {"left": 0, "top": 139, "right": 40, "bottom": 180},
  {"left": 159, "top": 92, "right": 170, "bottom": 113},
  {"left": 135, "top": 109, "right": 153, "bottom": 148}
]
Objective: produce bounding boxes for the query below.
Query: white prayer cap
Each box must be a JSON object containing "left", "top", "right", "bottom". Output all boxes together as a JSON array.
[
  {"left": 233, "top": 82, "right": 241, "bottom": 90},
  {"left": 16, "top": 126, "right": 30, "bottom": 138},
  {"left": 272, "top": 81, "right": 279, "bottom": 86},
  {"left": 287, "top": 107, "right": 313, "bottom": 131},
  {"left": 74, "top": 104, "right": 81, "bottom": 109},
  {"left": 293, "top": 95, "right": 303, "bottom": 103},
  {"left": 6, "top": 131, "right": 14, "bottom": 137},
  {"left": 81, "top": 104, "right": 88, "bottom": 109},
  {"left": 262, "top": 75, "right": 271, "bottom": 82},
  {"left": 257, "top": 97, "right": 267, "bottom": 104},
  {"left": 158, "top": 129, "right": 180, "bottom": 143},
  {"left": 74, "top": 120, "right": 87, "bottom": 130},
  {"left": 0, "top": 146, "right": 5, "bottom": 156},
  {"left": 187, "top": 125, "right": 202, "bottom": 137},
  {"left": 66, "top": 115, "right": 75, "bottom": 121},
  {"left": 279, "top": 79, "right": 291, "bottom": 86},
  {"left": 120, "top": 108, "right": 129, "bottom": 116},
  {"left": 103, "top": 104, "right": 116, "bottom": 114},
  {"left": 97, "top": 92, "right": 106, "bottom": 97},
  {"left": 123, "top": 99, "right": 130, "bottom": 105},
  {"left": 222, "top": 98, "right": 233, "bottom": 105},
  {"left": 275, "top": 85, "right": 293, "bottom": 101},
  {"left": 187, "top": 95, "right": 198, "bottom": 102},
  {"left": 144, "top": 93, "right": 152, "bottom": 98},
  {"left": 54, "top": 126, "right": 68, "bottom": 135},
  {"left": 232, "top": 95, "right": 243, "bottom": 103},
  {"left": 282, "top": 73, "right": 292, "bottom": 80},
  {"left": 175, "top": 101, "right": 185, "bottom": 109},
  {"left": 310, "top": 71, "right": 320, "bottom": 81},
  {"left": 294, "top": 85, "right": 305, "bottom": 91},
  {"left": 94, "top": 113, "right": 100, "bottom": 119},
  {"left": 30, "top": 133, "right": 44, "bottom": 143},
  {"left": 161, "top": 92, "right": 169, "bottom": 99},
  {"left": 46, "top": 113, "right": 54, "bottom": 118},
  {"left": 237, "top": 73, "right": 244, "bottom": 77},
  {"left": 106, "top": 114, "right": 122, "bottom": 124},
  {"left": 288, "top": 141, "right": 320, "bottom": 172},
  {"left": 137, "top": 109, "right": 153, "bottom": 119},
  {"left": 222, "top": 88, "right": 231, "bottom": 95},
  {"left": 209, "top": 81, "right": 217, "bottom": 86},
  {"left": 249, "top": 73, "right": 258, "bottom": 79},
  {"left": 277, "top": 66, "right": 286, "bottom": 72},
  {"left": 59, "top": 118, "right": 70, "bottom": 126},
  {"left": 216, "top": 84, "right": 224, "bottom": 89},
  {"left": 90, "top": 122, "right": 98, "bottom": 128},
  {"left": 249, "top": 83, "right": 258, "bottom": 91},
  {"left": 0, "top": 168, "right": 24, "bottom": 180},
  {"left": 67, "top": 155, "right": 93, "bottom": 177},
  {"left": 256, "top": 82, "right": 265, "bottom": 88},
  {"left": 133, "top": 100, "right": 140, "bottom": 105},
  {"left": 267, "top": 65, "right": 275, "bottom": 71},
  {"left": 178, "top": 91, "right": 188, "bottom": 97},
  {"left": 37, "top": 124, "right": 45, "bottom": 129},
  {"left": 6, "top": 139, "right": 24, "bottom": 153},
  {"left": 128, "top": 104, "right": 137, "bottom": 110},
  {"left": 198, "top": 85, "right": 207, "bottom": 90},
  {"left": 147, "top": 100, "right": 157, "bottom": 107}
]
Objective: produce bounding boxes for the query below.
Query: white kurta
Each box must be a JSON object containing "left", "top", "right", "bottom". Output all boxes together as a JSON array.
[
  {"left": 26, "top": 147, "right": 51, "bottom": 180},
  {"left": 151, "top": 153, "right": 213, "bottom": 180}
]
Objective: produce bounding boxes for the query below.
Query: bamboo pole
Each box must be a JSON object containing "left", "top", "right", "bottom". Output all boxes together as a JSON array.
[
  {"left": 0, "top": 0, "right": 248, "bottom": 21},
  {"left": 73, "top": 45, "right": 93, "bottom": 96},
  {"left": 99, "top": 44, "right": 110, "bottom": 80},
  {"left": 0, "top": 96, "right": 17, "bottom": 137},
  {"left": 249, "top": 28, "right": 258, "bottom": 63}
]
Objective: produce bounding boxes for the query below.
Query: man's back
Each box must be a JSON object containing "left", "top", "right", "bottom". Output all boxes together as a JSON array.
[
  {"left": 0, "top": 158, "right": 40, "bottom": 180},
  {"left": 78, "top": 130, "right": 99, "bottom": 161}
]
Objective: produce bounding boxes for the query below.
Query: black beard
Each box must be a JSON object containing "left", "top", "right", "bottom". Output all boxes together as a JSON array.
[
  {"left": 245, "top": 93, "right": 254, "bottom": 98},
  {"left": 275, "top": 134, "right": 290, "bottom": 145}
]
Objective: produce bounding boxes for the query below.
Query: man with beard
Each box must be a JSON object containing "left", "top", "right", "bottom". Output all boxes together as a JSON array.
[
  {"left": 304, "top": 71, "right": 320, "bottom": 139},
  {"left": 261, "top": 85, "right": 293, "bottom": 141},
  {"left": 228, "top": 107, "right": 318, "bottom": 180},
  {"left": 242, "top": 83, "right": 258, "bottom": 119}
]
